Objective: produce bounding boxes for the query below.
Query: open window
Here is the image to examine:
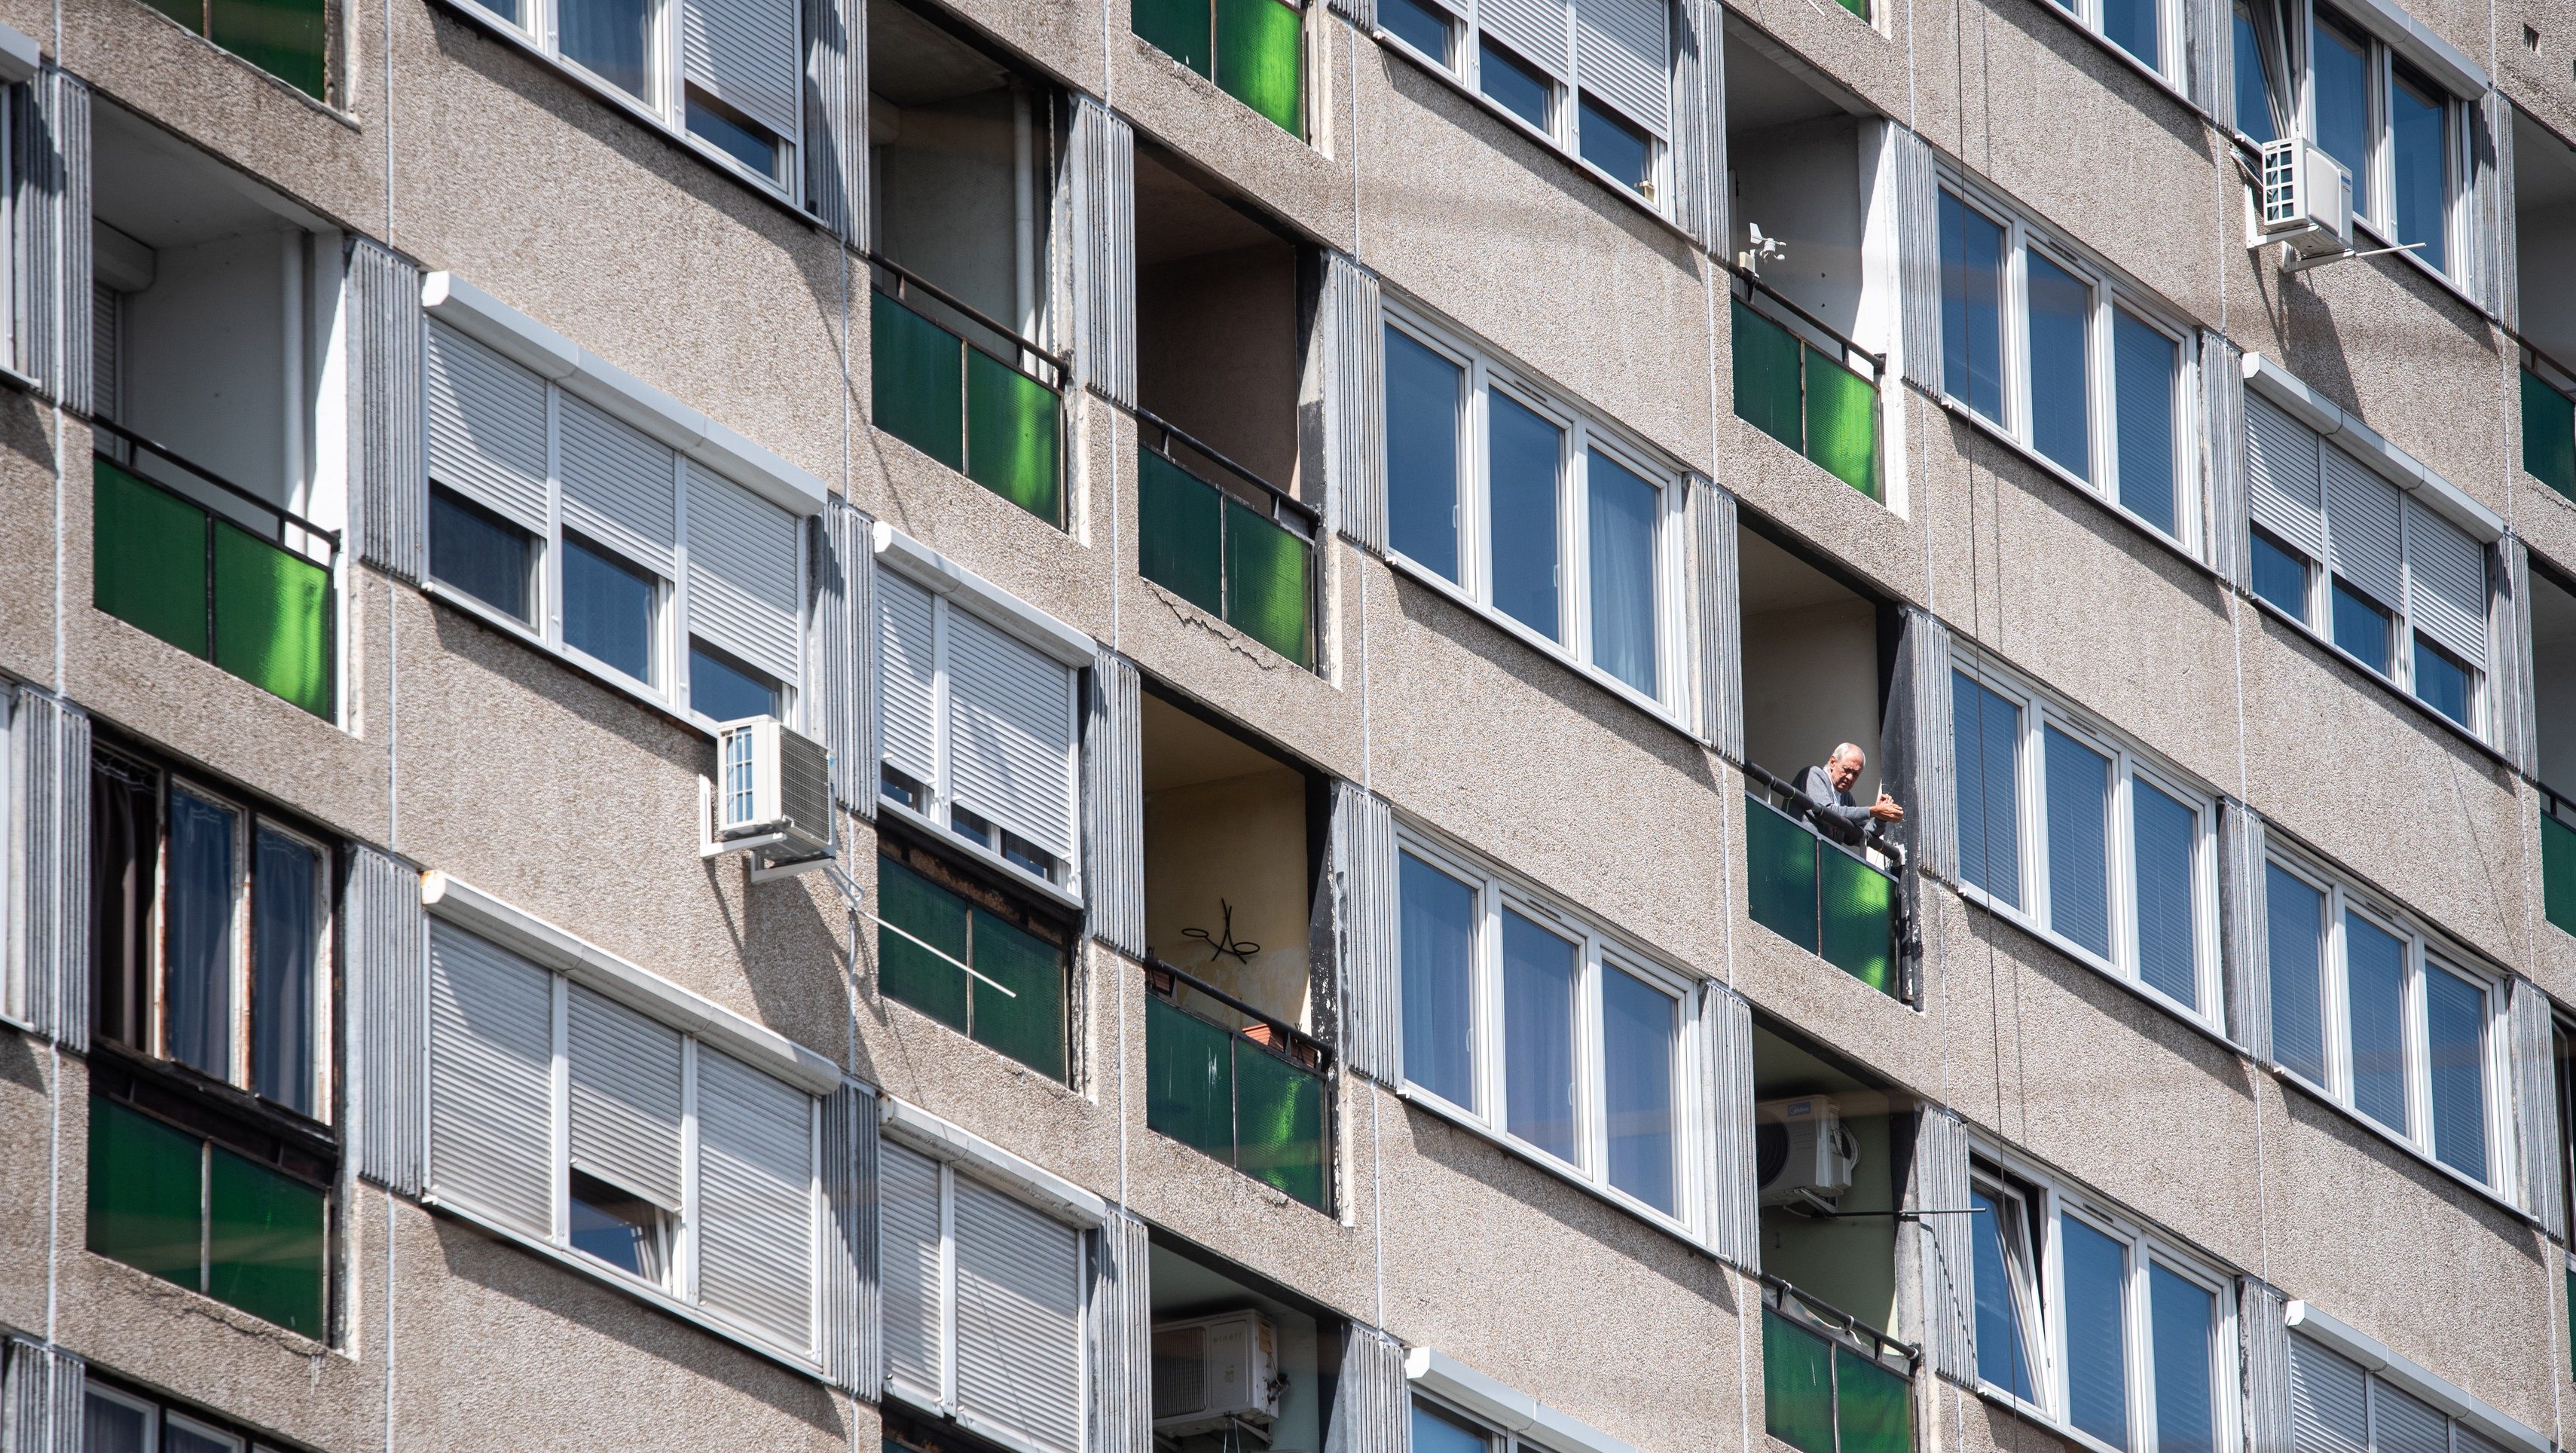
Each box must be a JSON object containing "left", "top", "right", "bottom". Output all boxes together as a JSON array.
[
  {"left": 2515, "top": 110, "right": 2576, "bottom": 502},
  {"left": 1148, "top": 1231, "right": 1349, "bottom": 1453}
]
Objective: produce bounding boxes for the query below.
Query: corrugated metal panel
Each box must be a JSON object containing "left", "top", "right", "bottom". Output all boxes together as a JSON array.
[
  {"left": 1084, "top": 650, "right": 1144, "bottom": 956},
  {"left": 567, "top": 984, "right": 685, "bottom": 1210},
  {"left": 1483, "top": 0, "right": 1572, "bottom": 78},
  {"left": 802, "top": 0, "right": 863, "bottom": 241},
  {"left": 1319, "top": 1326, "right": 1407, "bottom": 1453},
  {"left": 946, "top": 605, "right": 1079, "bottom": 860},
  {"left": 427, "top": 921, "right": 556, "bottom": 1236},
  {"left": 426, "top": 320, "right": 550, "bottom": 533},
  {"left": 686, "top": 463, "right": 804, "bottom": 687},
  {"left": 561, "top": 394, "right": 678, "bottom": 577},
  {"left": 2508, "top": 977, "right": 2563, "bottom": 1236},
  {"left": 879, "top": 571, "right": 940, "bottom": 788},
  {"left": 2241, "top": 1281, "right": 2291, "bottom": 1453},
  {"left": 814, "top": 500, "right": 877, "bottom": 813},
  {"left": 18, "top": 690, "right": 87, "bottom": 1051},
  {"left": 1070, "top": 99, "right": 1136, "bottom": 405},
  {"left": 2201, "top": 332, "right": 2245, "bottom": 586},
  {"left": 2501, "top": 534, "right": 2540, "bottom": 775},
  {"left": 348, "top": 238, "right": 426, "bottom": 583},
  {"left": 1322, "top": 253, "right": 1386, "bottom": 552},
  {"left": 2321, "top": 444, "right": 2402, "bottom": 610},
  {"left": 1910, "top": 1107, "right": 1974, "bottom": 1384},
  {"left": 696, "top": 1048, "right": 820, "bottom": 1354},
  {"left": 56, "top": 75, "right": 86, "bottom": 418},
  {"left": 1575, "top": 0, "right": 1670, "bottom": 137},
  {"left": 1893, "top": 127, "right": 1943, "bottom": 395},
  {"left": 350, "top": 845, "right": 426, "bottom": 1195},
  {"left": 954, "top": 1175, "right": 1086, "bottom": 1453},
  {"left": 1334, "top": 783, "right": 1399, "bottom": 1085},
  {"left": 820, "top": 1081, "right": 878, "bottom": 1392},
  {"left": 1089, "top": 1211, "right": 1152, "bottom": 1453},
  {"left": 1691, "top": 479, "right": 1740, "bottom": 756},
  {"left": 2217, "top": 800, "right": 2268, "bottom": 1060},
  {"left": 4, "top": 1335, "right": 83, "bottom": 1453},
  {"left": 880, "top": 1139, "right": 946, "bottom": 1406},
  {"left": 2183, "top": 0, "right": 2217, "bottom": 108},
  {"left": 1667, "top": 0, "right": 1723, "bottom": 249},
  {"left": 2403, "top": 499, "right": 2487, "bottom": 662},
  {"left": 2245, "top": 395, "right": 2324, "bottom": 561},
  {"left": 1702, "top": 982, "right": 1756, "bottom": 1268},
  {"left": 2465, "top": 93, "right": 2502, "bottom": 315},
  {"left": 682, "top": 0, "right": 805, "bottom": 142},
  {"left": 11, "top": 81, "right": 56, "bottom": 393},
  {"left": 2287, "top": 1332, "right": 2369, "bottom": 1453}
]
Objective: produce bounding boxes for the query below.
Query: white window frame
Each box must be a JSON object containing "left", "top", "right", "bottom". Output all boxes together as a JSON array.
[
  {"left": 1392, "top": 825, "right": 1706, "bottom": 1238},
  {"left": 2241, "top": 498, "right": 2488, "bottom": 742},
  {"left": 1379, "top": 302, "right": 1690, "bottom": 726},
  {"left": 1935, "top": 177, "right": 2202, "bottom": 558},
  {"left": 0, "top": 684, "right": 16, "bottom": 1030},
  {"left": 2046, "top": 0, "right": 2186, "bottom": 84},
  {"left": 1949, "top": 659, "right": 2225, "bottom": 1032},
  {"left": 84, "top": 1378, "right": 292, "bottom": 1453},
  {"left": 2295, "top": 0, "right": 2468, "bottom": 280}
]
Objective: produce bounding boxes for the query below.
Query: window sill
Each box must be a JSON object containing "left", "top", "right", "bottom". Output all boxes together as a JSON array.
[
  {"left": 2240, "top": 592, "right": 2507, "bottom": 772},
  {"left": 875, "top": 797, "right": 1087, "bottom": 913},
  {"left": 1969, "top": 1381, "right": 2134, "bottom": 1453},
  {"left": 420, "top": 577, "right": 725, "bottom": 745},
  {"left": 1933, "top": 393, "right": 2220, "bottom": 585},
  {"left": 2017, "top": 0, "right": 2204, "bottom": 124},
  {"left": 2266, "top": 1061, "right": 2540, "bottom": 1232},
  {"left": 1949, "top": 879, "right": 2243, "bottom": 1054},
  {"left": 1393, "top": 1080, "right": 1725, "bottom": 1262}
]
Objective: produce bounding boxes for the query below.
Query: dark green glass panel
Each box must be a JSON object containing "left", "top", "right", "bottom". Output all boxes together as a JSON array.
[
  {"left": 1223, "top": 498, "right": 1311, "bottom": 665},
  {"left": 1146, "top": 996, "right": 1235, "bottom": 1163},
  {"left": 1139, "top": 450, "right": 1224, "bottom": 614},
  {"left": 1835, "top": 1346, "right": 1913, "bottom": 1453},
  {"left": 970, "top": 909, "right": 1068, "bottom": 1081},
  {"left": 1216, "top": 0, "right": 1303, "bottom": 134},
  {"left": 209, "top": 0, "right": 328, "bottom": 99},
  {"left": 87, "top": 1097, "right": 203, "bottom": 1288},
  {"left": 871, "top": 291, "right": 965, "bottom": 471},
  {"left": 94, "top": 459, "right": 211, "bottom": 659},
  {"left": 1731, "top": 301, "right": 1804, "bottom": 455},
  {"left": 143, "top": 0, "right": 203, "bottom": 25},
  {"left": 964, "top": 350, "right": 1062, "bottom": 524},
  {"left": 2523, "top": 369, "right": 2576, "bottom": 500},
  {"left": 1746, "top": 796, "right": 1820, "bottom": 956},
  {"left": 1834, "top": 0, "right": 1868, "bottom": 18},
  {"left": 1236, "top": 1045, "right": 1327, "bottom": 1208},
  {"left": 879, "top": 857, "right": 970, "bottom": 1033},
  {"left": 1762, "top": 1310, "right": 1836, "bottom": 1453},
  {"left": 2544, "top": 814, "right": 2576, "bottom": 939},
  {"left": 212, "top": 518, "right": 332, "bottom": 717},
  {"left": 1818, "top": 843, "right": 1896, "bottom": 995},
  {"left": 206, "top": 1146, "right": 325, "bottom": 1336},
  {"left": 1804, "top": 347, "right": 1880, "bottom": 500},
  {"left": 1133, "top": 0, "right": 1213, "bottom": 75}
]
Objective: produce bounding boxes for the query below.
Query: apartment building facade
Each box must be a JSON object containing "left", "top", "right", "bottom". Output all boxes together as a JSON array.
[{"left": 0, "top": 0, "right": 2570, "bottom": 1444}]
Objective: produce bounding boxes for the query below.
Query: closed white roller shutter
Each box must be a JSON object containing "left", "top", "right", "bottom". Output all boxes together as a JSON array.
[
  {"left": 567, "top": 985, "right": 684, "bottom": 1210},
  {"left": 945, "top": 608, "right": 1078, "bottom": 860},
  {"left": 427, "top": 922, "right": 555, "bottom": 1236},
  {"left": 880, "top": 1141, "right": 947, "bottom": 1406},
  {"left": 953, "top": 1176, "right": 1086, "bottom": 1453},
  {"left": 2321, "top": 445, "right": 2403, "bottom": 609},
  {"left": 686, "top": 465, "right": 804, "bottom": 687},
  {"left": 879, "top": 573, "right": 942, "bottom": 789},
  {"left": 2403, "top": 500, "right": 2489, "bottom": 662},
  {"left": 2287, "top": 1334, "right": 2368, "bottom": 1453},
  {"left": 2245, "top": 395, "right": 2323, "bottom": 561},
  {"left": 559, "top": 394, "right": 677, "bottom": 577},
  {"left": 695, "top": 1049, "right": 819, "bottom": 1354},
  {"left": 1576, "top": 0, "right": 1670, "bottom": 136},
  {"left": 426, "top": 321, "right": 550, "bottom": 533},
  {"left": 1482, "top": 0, "right": 1573, "bottom": 78},
  {"left": 2370, "top": 1382, "right": 2449, "bottom": 1453},
  {"left": 682, "top": 0, "right": 803, "bottom": 143}
]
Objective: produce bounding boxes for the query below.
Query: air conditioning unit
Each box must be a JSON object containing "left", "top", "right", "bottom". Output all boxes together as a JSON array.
[
  {"left": 1756, "top": 1097, "right": 1858, "bottom": 1213},
  {"left": 713, "top": 717, "right": 833, "bottom": 862},
  {"left": 1151, "top": 1311, "right": 1280, "bottom": 1437},
  {"left": 2257, "top": 137, "right": 2352, "bottom": 262}
]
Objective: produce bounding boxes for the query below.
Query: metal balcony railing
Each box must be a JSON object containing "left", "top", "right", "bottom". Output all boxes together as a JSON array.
[
  {"left": 1135, "top": 412, "right": 1319, "bottom": 668},
  {"left": 869, "top": 252, "right": 1069, "bottom": 526},
  {"left": 1743, "top": 762, "right": 1916, "bottom": 1002},
  {"left": 1731, "top": 270, "right": 1884, "bottom": 500},
  {"left": 1144, "top": 956, "right": 1333, "bottom": 1212},
  {"left": 1761, "top": 1278, "right": 1916, "bottom": 1453}
]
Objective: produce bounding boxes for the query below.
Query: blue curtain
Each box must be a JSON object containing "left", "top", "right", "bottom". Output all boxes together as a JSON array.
[
  {"left": 252, "top": 828, "right": 320, "bottom": 1113},
  {"left": 167, "top": 791, "right": 240, "bottom": 1080},
  {"left": 1969, "top": 1187, "right": 2037, "bottom": 1399}
]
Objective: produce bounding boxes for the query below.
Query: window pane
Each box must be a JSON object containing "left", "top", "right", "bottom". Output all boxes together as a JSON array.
[
  {"left": 205, "top": 1144, "right": 326, "bottom": 1335},
  {"left": 1489, "top": 391, "right": 1564, "bottom": 641},
  {"left": 1577, "top": 95, "right": 1652, "bottom": 194},
  {"left": 2103, "top": 0, "right": 2158, "bottom": 69},
  {"left": 969, "top": 908, "right": 1068, "bottom": 1081},
  {"left": 167, "top": 790, "right": 238, "bottom": 1080},
  {"left": 1601, "top": 965, "right": 1676, "bottom": 1213},
  {"left": 2132, "top": 781, "right": 2199, "bottom": 1008},
  {"left": 2424, "top": 962, "right": 2489, "bottom": 1180},
  {"left": 691, "top": 642, "right": 779, "bottom": 722},
  {"left": 84, "top": 1394, "right": 152, "bottom": 1453},
  {"left": 2311, "top": 12, "right": 2372, "bottom": 216},
  {"left": 1587, "top": 450, "right": 1659, "bottom": 696},
  {"left": 564, "top": 535, "right": 657, "bottom": 684},
  {"left": 1379, "top": 0, "right": 1453, "bottom": 63},
  {"left": 1480, "top": 38, "right": 1552, "bottom": 130},
  {"left": 163, "top": 1422, "right": 240, "bottom": 1453},
  {"left": 2390, "top": 66, "right": 2448, "bottom": 274},
  {"left": 2413, "top": 638, "right": 2473, "bottom": 727},
  {"left": 2148, "top": 1265, "right": 2218, "bottom": 1453},
  {"left": 686, "top": 87, "right": 781, "bottom": 182},
  {"left": 1386, "top": 328, "right": 1465, "bottom": 580},
  {"left": 2266, "top": 865, "right": 2329, "bottom": 1083},
  {"left": 2043, "top": 726, "right": 2113, "bottom": 956},
  {"left": 2113, "top": 311, "right": 2178, "bottom": 534},
  {"left": 1969, "top": 1187, "right": 2038, "bottom": 1399},
  {"left": 2250, "top": 529, "right": 2309, "bottom": 619},
  {"left": 428, "top": 486, "right": 534, "bottom": 623},
  {"left": 2345, "top": 913, "right": 2409, "bottom": 1134},
  {"left": 2232, "top": 0, "right": 2275, "bottom": 142},
  {"left": 250, "top": 828, "right": 319, "bottom": 1114},
  {"left": 1501, "top": 909, "right": 1578, "bottom": 1161},
  {"left": 1400, "top": 851, "right": 1478, "bottom": 1106},
  {"left": 87, "top": 1095, "right": 203, "bottom": 1286},
  {"left": 2028, "top": 253, "right": 2092, "bottom": 479},
  {"left": 1954, "top": 672, "right": 2022, "bottom": 907},
  {"left": 560, "top": 0, "right": 652, "bottom": 100},
  {"left": 570, "top": 1170, "right": 670, "bottom": 1282},
  {"left": 1413, "top": 1401, "right": 1490, "bottom": 1453},
  {"left": 1941, "top": 192, "right": 2006, "bottom": 418},
  {"left": 2330, "top": 580, "right": 2391, "bottom": 676},
  {"left": 2063, "top": 1218, "right": 2131, "bottom": 1450},
  {"left": 92, "top": 757, "right": 160, "bottom": 1051}
]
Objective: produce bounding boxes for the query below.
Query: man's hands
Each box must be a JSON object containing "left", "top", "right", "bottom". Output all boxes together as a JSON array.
[{"left": 1869, "top": 793, "right": 1905, "bottom": 823}]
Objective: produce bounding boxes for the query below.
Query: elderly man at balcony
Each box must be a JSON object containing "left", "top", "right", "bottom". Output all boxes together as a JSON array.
[{"left": 1799, "top": 744, "right": 1903, "bottom": 848}]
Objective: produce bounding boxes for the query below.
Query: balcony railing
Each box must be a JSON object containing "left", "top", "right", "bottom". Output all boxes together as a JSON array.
[
  {"left": 1762, "top": 1280, "right": 1915, "bottom": 1453},
  {"left": 1731, "top": 271, "right": 1883, "bottom": 500},
  {"left": 2544, "top": 785, "right": 2576, "bottom": 941},
  {"left": 1144, "top": 957, "right": 1332, "bottom": 1211},
  {"left": 1132, "top": 0, "right": 1305, "bottom": 135},
  {"left": 869, "top": 254, "right": 1068, "bottom": 527},
  {"left": 93, "top": 422, "right": 337, "bottom": 718},
  {"left": 1136, "top": 414, "right": 1319, "bottom": 668},
  {"left": 1743, "top": 763, "right": 1914, "bottom": 1002},
  {"left": 2522, "top": 343, "right": 2576, "bottom": 503}
]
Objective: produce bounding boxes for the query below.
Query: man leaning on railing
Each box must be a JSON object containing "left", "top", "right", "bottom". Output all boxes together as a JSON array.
[{"left": 1798, "top": 744, "right": 1902, "bottom": 849}]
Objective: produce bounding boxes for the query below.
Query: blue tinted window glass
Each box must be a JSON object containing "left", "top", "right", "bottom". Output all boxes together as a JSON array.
[
  {"left": 167, "top": 790, "right": 239, "bottom": 1080},
  {"left": 2103, "top": 0, "right": 2159, "bottom": 69},
  {"left": 2064, "top": 1219, "right": 2131, "bottom": 1450},
  {"left": 1970, "top": 1188, "right": 2037, "bottom": 1399},
  {"left": 2390, "top": 66, "right": 2449, "bottom": 274},
  {"left": 2251, "top": 530, "right": 2309, "bottom": 620},
  {"left": 1386, "top": 327, "right": 1465, "bottom": 581},
  {"left": 2266, "top": 865, "right": 2329, "bottom": 1084},
  {"left": 2425, "top": 962, "right": 2489, "bottom": 1180},
  {"left": 2113, "top": 311, "right": 2178, "bottom": 534},
  {"left": 2346, "top": 912, "right": 2410, "bottom": 1134},
  {"left": 689, "top": 644, "right": 778, "bottom": 722},
  {"left": 2133, "top": 781, "right": 2199, "bottom": 1008},
  {"left": 1587, "top": 451, "right": 1658, "bottom": 696},
  {"left": 686, "top": 89, "right": 781, "bottom": 181},
  {"left": 1941, "top": 192, "right": 2006, "bottom": 418},
  {"left": 2044, "top": 726, "right": 2113, "bottom": 956},
  {"left": 1399, "top": 852, "right": 1477, "bottom": 1106},
  {"left": 561, "top": 0, "right": 652, "bottom": 99},
  {"left": 429, "top": 486, "right": 535, "bottom": 622},
  {"left": 2311, "top": 13, "right": 2372, "bottom": 214},
  {"left": 1413, "top": 1402, "right": 1489, "bottom": 1453},
  {"left": 1380, "top": 0, "right": 1453, "bottom": 63},
  {"left": 2413, "top": 637, "right": 2473, "bottom": 727},
  {"left": 1501, "top": 910, "right": 1578, "bottom": 1161},
  {"left": 2149, "top": 1266, "right": 2218, "bottom": 1453},
  {"left": 1480, "top": 38, "right": 1552, "bottom": 130},
  {"left": 564, "top": 535, "right": 657, "bottom": 683},
  {"left": 2331, "top": 581, "right": 2392, "bottom": 676},
  {"left": 1954, "top": 671, "right": 2023, "bottom": 907},
  {"left": 2028, "top": 253, "right": 2092, "bottom": 479},
  {"left": 1601, "top": 967, "right": 1676, "bottom": 1213},
  {"left": 1578, "top": 96, "right": 1652, "bottom": 193},
  {"left": 2233, "top": 2, "right": 2276, "bottom": 143},
  {"left": 1489, "top": 391, "right": 1564, "bottom": 641}
]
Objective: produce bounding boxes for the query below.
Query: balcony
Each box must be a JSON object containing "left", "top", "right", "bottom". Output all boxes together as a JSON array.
[
  {"left": 1744, "top": 765, "right": 1904, "bottom": 998},
  {"left": 1762, "top": 1281, "right": 1914, "bottom": 1453},
  {"left": 2517, "top": 109, "right": 2576, "bottom": 503},
  {"left": 1132, "top": 0, "right": 1305, "bottom": 136},
  {"left": 1733, "top": 275, "right": 1883, "bottom": 500},
  {"left": 143, "top": 0, "right": 325, "bottom": 99},
  {"left": 871, "top": 258, "right": 1066, "bottom": 525},
  {"left": 2523, "top": 349, "right": 2575, "bottom": 502},
  {"left": 93, "top": 425, "right": 336, "bottom": 718},
  {"left": 2532, "top": 564, "right": 2576, "bottom": 939},
  {"left": 1138, "top": 418, "right": 1318, "bottom": 667},
  {"left": 1145, "top": 959, "right": 1331, "bottom": 1210}
]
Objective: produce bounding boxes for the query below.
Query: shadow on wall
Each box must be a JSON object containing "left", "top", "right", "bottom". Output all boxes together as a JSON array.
[
  {"left": 2271, "top": 1076, "right": 2541, "bottom": 1259},
  {"left": 1951, "top": 904, "right": 2250, "bottom": 1103},
  {"left": 0, "top": 1029, "right": 45, "bottom": 1094}
]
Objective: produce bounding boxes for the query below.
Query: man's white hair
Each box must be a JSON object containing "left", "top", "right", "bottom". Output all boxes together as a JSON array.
[{"left": 1830, "top": 742, "right": 1866, "bottom": 764}]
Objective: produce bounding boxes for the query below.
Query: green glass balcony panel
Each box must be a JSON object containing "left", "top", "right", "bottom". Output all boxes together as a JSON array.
[
  {"left": 970, "top": 908, "right": 1068, "bottom": 1082},
  {"left": 1732, "top": 301, "right": 1804, "bottom": 456},
  {"left": 1147, "top": 996, "right": 1236, "bottom": 1163},
  {"left": 1746, "top": 796, "right": 1820, "bottom": 955},
  {"left": 1804, "top": 347, "right": 1880, "bottom": 500},
  {"left": 1134, "top": 0, "right": 1213, "bottom": 75},
  {"left": 95, "top": 459, "right": 212, "bottom": 659},
  {"left": 1235, "top": 1044, "right": 1327, "bottom": 1209},
  {"left": 1216, "top": 0, "right": 1303, "bottom": 134},
  {"left": 1762, "top": 1310, "right": 1836, "bottom": 1453},
  {"left": 209, "top": 0, "right": 327, "bottom": 99},
  {"left": 1833, "top": 0, "right": 1868, "bottom": 18},
  {"left": 1835, "top": 1347, "right": 1912, "bottom": 1453},
  {"left": 879, "top": 857, "right": 971, "bottom": 1033},
  {"left": 206, "top": 1145, "right": 326, "bottom": 1337},
  {"left": 964, "top": 349, "right": 1063, "bottom": 524},
  {"left": 2523, "top": 369, "right": 2576, "bottom": 500},
  {"left": 1140, "top": 450, "right": 1225, "bottom": 615},
  {"left": 1223, "top": 497, "right": 1312, "bottom": 665},
  {"left": 142, "top": 0, "right": 201, "bottom": 23},
  {"left": 872, "top": 292, "right": 965, "bottom": 472},
  {"left": 87, "top": 1097, "right": 203, "bottom": 1288},
  {"left": 213, "top": 518, "right": 332, "bottom": 717},
  {"left": 2544, "top": 813, "right": 2576, "bottom": 940},
  {"left": 1818, "top": 843, "right": 1896, "bottom": 995}
]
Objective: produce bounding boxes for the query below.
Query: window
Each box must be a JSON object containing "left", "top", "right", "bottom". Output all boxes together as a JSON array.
[
  {"left": 2232, "top": 0, "right": 2279, "bottom": 142},
  {"left": 1395, "top": 832, "right": 1694, "bottom": 1223},
  {"left": 1937, "top": 185, "right": 2195, "bottom": 550},
  {"left": 0, "top": 687, "right": 14, "bottom": 1028},
  {"left": 2241, "top": 393, "right": 2491, "bottom": 733},
  {"left": 1967, "top": 1159, "right": 2236, "bottom": 1453},
  {"left": 876, "top": 846, "right": 1071, "bottom": 1082},
  {"left": 1950, "top": 666, "right": 2221, "bottom": 1026},
  {"left": 2287, "top": 1330, "right": 2511, "bottom": 1453},
  {"left": 2263, "top": 854, "right": 2503, "bottom": 1186},
  {"left": 84, "top": 1378, "right": 294, "bottom": 1453},
  {"left": 2045, "top": 0, "right": 2179, "bottom": 80},
  {"left": 2263, "top": 2, "right": 2471, "bottom": 280},
  {"left": 424, "top": 321, "right": 807, "bottom": 730},
  {"left": 86, "top": 1090, "right": 330, "bottom": 1338},
  {"left": 1380, "top": 311, "right": 1682, "bottom": 714},
  {"left": 1379, "top": 0, "right": 1456, "bottom": 64}
]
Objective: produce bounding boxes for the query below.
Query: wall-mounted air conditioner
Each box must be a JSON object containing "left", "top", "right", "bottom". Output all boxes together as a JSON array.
[
  {"left": 2257, "top": 138, "right": 2353, "bottom": 264},
  {"left": 710, "top": 717, "right": 833, "bottom": 865},
  {"left": 1151, "top": 1310, "right": 1281, "bottom": 1438},
  {"left": 1756, "top": 1096, "right": 1858, "bottom": 1213}
]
